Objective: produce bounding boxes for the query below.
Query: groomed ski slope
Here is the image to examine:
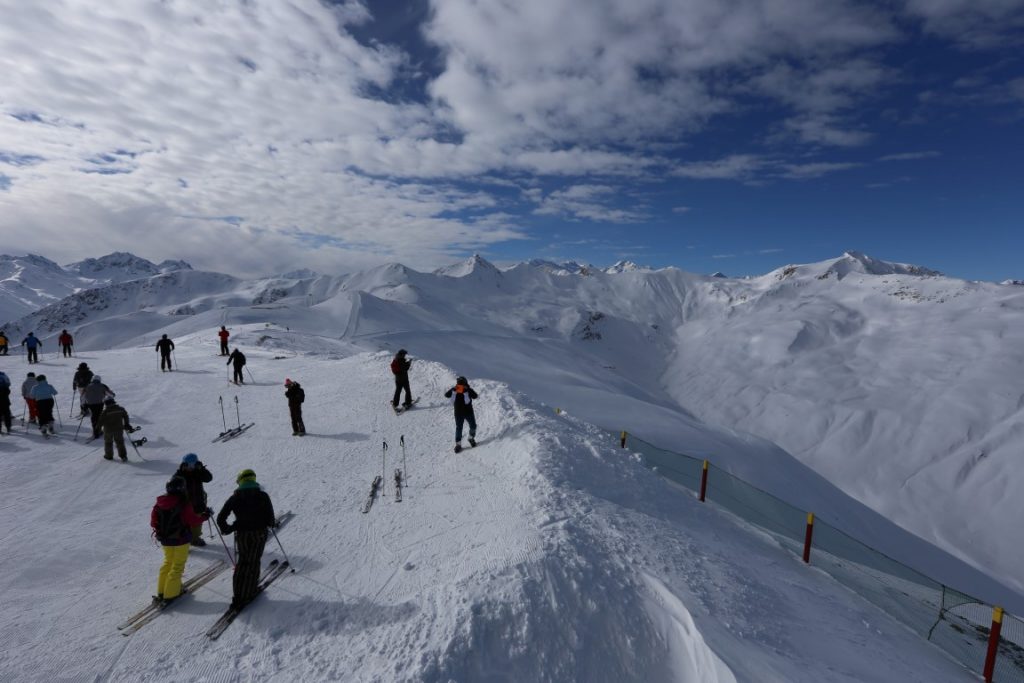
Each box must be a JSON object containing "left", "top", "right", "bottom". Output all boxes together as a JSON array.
[{"left": 0, "top": 343, "right": 969, "bottom": 682}]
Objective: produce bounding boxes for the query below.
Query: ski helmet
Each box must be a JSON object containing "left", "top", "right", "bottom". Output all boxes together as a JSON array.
[
  {"left": 182, "top": 453, "right": 199, "bottom": 466},
  {"left": 236, "top": 468, "right": 256, "bottom": 485},
  {"left": 284, "top": 378, "right": 292, "bottom": 386},
  {"left": 78, "top": 362, "right": 87, "bottom": 369},
  {"left": 92, "top": 375, "right": 101, "bottom": 383},
  {"left": 397, "top": 349, "right": 407, "bottom": 356},
  {"left": 166, "top": 476, "right": 187, "bottom": 495},
  {"left": 36, "top": 374, "right": 46, "bottom": 381},
  {"left": 456, "top": 376, "right": 467, "bottom": 385},
  {"left": 26, "top": 372, "right": 35, "bottom": 378}
]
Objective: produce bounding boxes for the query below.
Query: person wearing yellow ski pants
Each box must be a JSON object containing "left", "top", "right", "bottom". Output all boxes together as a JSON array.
[{"left": 157, "top": 544, "right": 191, "bottom": 600}]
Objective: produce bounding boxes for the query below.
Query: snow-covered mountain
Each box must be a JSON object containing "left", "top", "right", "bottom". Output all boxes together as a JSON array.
[
  {"left": 65, "top": 251, "right": 193, "bottom": 283},
  {"left": 2, "top": 249, "right": 1022, "bottom": 605},
  {"left": 0, "top": 252, "right": 194, "bottom": 327}
]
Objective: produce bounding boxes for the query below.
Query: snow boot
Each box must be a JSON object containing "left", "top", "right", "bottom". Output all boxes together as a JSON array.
[
  {"left": 454, "top": 443, "right": 462, "bottom": 454},
  {"left": 468, "top": 437, "right": 477, "bottom": 448}
]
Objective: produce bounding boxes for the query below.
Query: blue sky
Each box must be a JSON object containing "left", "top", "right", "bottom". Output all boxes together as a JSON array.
[{"left": 0, "top": 0, "right": 1022, "bottom": 280}]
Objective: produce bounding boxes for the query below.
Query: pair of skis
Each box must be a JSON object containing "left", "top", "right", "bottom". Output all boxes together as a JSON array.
[
  {"left": 392, "top": 397, "right": 419, "bottom": 414},
  {"left": 213, "top": 395, "right": 255, "bottom": 443},
  {"left": 118, "top": 560, "right": 230, "bottom": 635},
  {"left": 363, "top": 437, "right": 406, "bottom": 512},
  {"left": 206, "top": 559, "right": 290, "bottom": 640}
]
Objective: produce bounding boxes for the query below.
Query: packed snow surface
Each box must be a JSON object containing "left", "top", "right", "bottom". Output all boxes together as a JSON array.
[{"left": 0, "top": 343, "right": 972, "bottom": 681}]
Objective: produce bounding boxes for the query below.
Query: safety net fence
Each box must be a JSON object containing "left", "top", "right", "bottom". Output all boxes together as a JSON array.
[{"left": 619, "top": 431, "right": 1024, "bottom": 682}]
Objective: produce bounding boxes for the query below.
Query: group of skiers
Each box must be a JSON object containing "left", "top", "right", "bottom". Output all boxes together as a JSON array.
[
  {"left": 0, "top": 329, "right": 74, "bottom": 362},
  {"left": 152, "top": 455, "right": 277, "bottom": 611}
]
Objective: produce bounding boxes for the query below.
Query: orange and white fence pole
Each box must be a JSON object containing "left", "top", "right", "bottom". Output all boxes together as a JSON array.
[
  {"left": 802, "top": 513, "right": 815, "bottom": 564},
  {"left": 983, "top": 606, "right": 1004, "bottom": 682}
]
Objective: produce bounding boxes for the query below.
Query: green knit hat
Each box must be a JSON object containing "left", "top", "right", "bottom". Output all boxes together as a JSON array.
[{"left": 236, "top": 468, "right": 256, "bottom": 485}]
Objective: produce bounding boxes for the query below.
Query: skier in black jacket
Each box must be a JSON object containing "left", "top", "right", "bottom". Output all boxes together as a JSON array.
[
  {"left": 72, "top": 363, "right": 94, "bottom": 417},
  {"left": 444, "top": 376, "right": 479, "bottom": 453},
  {"left": 284, "top": 379, "right": 305, "bottom": 436},
  {"left": 227, "top": 349, "right": 246, "bottom": 385},
  {"left": 390, "top": 349, "right": 412, "bottom": 409},
  {"left": 176, "top": 453, "right": 214, "bottom": 546},
  {"left": 155, "top": 335, "right": 175, "bottom": 371},
  {"left": 217, "top": 469, "right": 276, "bottom": 609}
]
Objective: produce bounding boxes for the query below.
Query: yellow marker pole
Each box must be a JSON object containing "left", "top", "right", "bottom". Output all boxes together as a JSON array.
[
  {"left": 984, "top": 606, "right": 1004, "bottom": 682},
  {"left": 802, "top": 513, "right": 815, "bottom": 564},
  {"left": 699, "top": 460, "right": 709, "bottom": 502}
]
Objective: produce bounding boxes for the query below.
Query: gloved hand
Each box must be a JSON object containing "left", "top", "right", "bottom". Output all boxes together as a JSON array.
[{"left": 219, "top": 522, "right": 235, "bottom": 535}]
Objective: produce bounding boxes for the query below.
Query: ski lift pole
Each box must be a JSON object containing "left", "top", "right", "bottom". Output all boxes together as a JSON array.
[
  {"left": 218, "top": 396, "right": 227, "bottom": 433},
  {"left": 234, "top": 395, "right": 241, "bottom": 429},
  {"left": 382, "top": 440, "right": 388, "bottom": 497}
]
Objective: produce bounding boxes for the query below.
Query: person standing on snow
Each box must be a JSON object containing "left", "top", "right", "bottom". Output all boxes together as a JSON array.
[
  {"left": 72, "top": 362, "right": 94, "bottom": 418},
  {"left": 0, "top": 330, "right": 9, "bottom": 355},
  {"left": 150, "top": 476, "right": 212, "bottom": 605},
  {"left": 58, "top": 329, "right": 74, "bottom": 358},
  {"left": 218, "top": 326, "right": 230, "bottom": 356},
  {"left": 83, "top": 376, "right": 114, "bottom": 439},
  {"left": 284, "top": 379, "right": 305, "bottom": 436},
  {"left": 227, "top": 348, "right": 246, "bottom": 385},
  {"left": 29, "top": 374, "right": 58, "bottom": 435},
  {"left": 175, "top": 454, "right": 214, "bottom": 546},
  {"left": 155, "top": 334, "right": 175, "bottom": 371},
  {"left": 100, "top": 397, "right": 132, "bottom": 461},
  {"left": 444, "top": 376, "right": 478, "bottom": 453},
  {"left": 217, "top": 469, "right": 276, "bottom": 610},
  {"left": 21, "top": 372, "right": 38, "bottom": 424},
  {"left": 0, "top": 372, "right": 12, "bottom": 434},
  {"left": 390, "top": 349, "right": 413, "bottom": 410},
  {"left": 21, "top": 332, "right": 41, "bottom": 364}
]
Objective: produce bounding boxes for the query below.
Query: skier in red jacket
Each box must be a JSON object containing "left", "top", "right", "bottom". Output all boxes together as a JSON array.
[
  {"left": 150, "top": 476, "right": 211, "bottom": 604},
  {"left": 218, "top": 326, "right": 230, "bottom": 356},
  {"left": 58, "top": 330, "right": 74, "bottom": 357}
]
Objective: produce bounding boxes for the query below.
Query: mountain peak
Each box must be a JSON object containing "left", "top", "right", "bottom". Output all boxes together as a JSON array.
[
  {"left": 435, "top": 254, "right": 501, "bottom": 278},
  {"left": 604, "top": 260, "right": 650, "bottom": 274}
]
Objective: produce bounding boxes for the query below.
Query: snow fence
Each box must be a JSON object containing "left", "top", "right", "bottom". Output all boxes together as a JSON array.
[{"left": 621, "top": 431, "right": 1024, "bottom": 683}]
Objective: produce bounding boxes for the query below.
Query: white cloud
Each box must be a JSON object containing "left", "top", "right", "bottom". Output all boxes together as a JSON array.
[
  {"left": 879, "top": 151, "right": 942, "bottom": 161},
  {"left": 672, "top": 206, "right": 692, "bottom": 213},
  {"left": 780, "top": 161, "right": 861, "bottom": 179},
  {"left": 673, "top": 155, "right": 767, "bottom": 181},
  {"left": 532, "top": 185, "right": 646, "bottom": 223},
  {"left": 902, "top": 0, "right": 1024, "bottom": 48}
]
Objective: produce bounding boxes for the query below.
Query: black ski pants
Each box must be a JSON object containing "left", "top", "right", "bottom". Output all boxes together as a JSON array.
[
  {"left": 160, "top": 352, "right": 172, "bottom": 370},
  {"left": 36, "top": 398, "right": 54, "bottom": 427},
  {"left": 233, "top": 529, "right": 268, "bottom": 604},
  {"left": 26, "top": 347, "right": 38, "bottom": 363},
  {"left": 88, "top": 402, "right": 104, "bottom": 438},
  {"left": 0, "top": 406, "right": 11, "bottom": 433},
  {"left": 289, "top": 403, "right": 305, "bottom": 434},
  {"left": 392, "top": 375, "right": 411, "bottom": 407},
  {"left": 232, "top": 364, "right": 244, "bottom": 384},
  {"left": 104, "top": 428, "right": 127, "bottom": 460},
  {"left": 455, "top": 410, "right": 477, "bottom": 443},
  {"left": 62, "top": 344, "right": 72, "bottom": 357},
  {"left": 220, "top": 340, "right": 229, "bottom": 355}
]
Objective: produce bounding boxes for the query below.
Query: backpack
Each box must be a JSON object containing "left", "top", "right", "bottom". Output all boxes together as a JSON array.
[
  {"left": 0, "top": 372, "right": 9, "bottom": 389},
  {"left": 390, "top": 358, "right": 402, "bottom": 375},
  {"left": 152, "top": 502, "right": 185, "bottom": 543}
]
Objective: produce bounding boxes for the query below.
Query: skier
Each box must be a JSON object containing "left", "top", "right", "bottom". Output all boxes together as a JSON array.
[
  {"left": 390, "top": 349, "right": 413, "bottom": 410},
  {"left": 58, "top": 329, "right": 74, "bottom": 358},
  {"left": 83, "top": 376, "right": 115, "bottom": 439},
  {"left": 284, "top": 378, "right": 305, "bottom": 436},
  {"left": 218, "top": 326, "right": 230, "bottom": 356},
  {"left": 21, "top": 372, "right": 38, "bottom": 424},
  {"left": 150, "top": 476, "right": 212, "bottom": 604},
  {"left": 21, "top": 332, "right": 41, "bottom": 364},
  {"left": 444, "top": 376, "right": 478, "bottom": 453},
  {"left": 0, "top": 372, "right": 12, "bottom": 434},
  {"left": 99, "top": 397, "right": 132, "bottom": 461},
  {"left": 155, "top": 334, "right": 175, "bottom": 371},
  {"left": 175, "top": 454, "right": 213, "bottom": 546},
  {"left": 227, "top": 348, "right": 246, "bottom": 385},
  {"left": 216, "top": 469, "right": 276, "bottom": 610},
  {"left": 72, "top": 362, "right": 94, "bottom": 417},
  {"left": 29, "top": 374, "right": 58, "bottom": 435},
  {"left": 0, "top": 330, "right": 8, "bottom": 355}
]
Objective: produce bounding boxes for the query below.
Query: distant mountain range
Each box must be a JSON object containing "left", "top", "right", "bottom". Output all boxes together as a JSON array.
[{"left": 1, "top": 248, "right": 1023, "bottom": 596}]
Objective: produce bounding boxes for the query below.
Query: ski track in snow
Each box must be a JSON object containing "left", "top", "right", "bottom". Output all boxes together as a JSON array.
[{"left": 0, "top": 344, "right": 973, "bottom": 681}]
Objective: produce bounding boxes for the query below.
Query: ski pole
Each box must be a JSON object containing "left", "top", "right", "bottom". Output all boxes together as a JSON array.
[
  {"left": 382, "top": 440, "right": 388, "bottom": 497},
  {"left": 218, "top": 396, "right": 227, "bottom": 433},
  {"left": 213, "top": 522, "right": 236, "bottom": 567},
  {"left": 234, "top": 395, "right": 241, "bottom": 428},
  {"left": 270, "top": 527, "right": 295, "bottom": 572},
  {"left": 172, "top": 349, "right": 178, "bottom": 370},
  {"left": 245, "top": 366, "right": 255, "bottom": 384},
  {"left": 56, "top": 406, "right": 63, "bottom": 429},
  {"left": 74, "top": 413, "right": 86, "bottom": 440},
  {"left": 66, "top": 391, "right": 75, "bottom": 419},
  {"left": 401, "top": 435, "right": 408, "bottom": 483}
]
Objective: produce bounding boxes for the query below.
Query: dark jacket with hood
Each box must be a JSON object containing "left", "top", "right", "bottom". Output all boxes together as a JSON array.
[
  {"left": 444, "top": 382, "right": 478, "bottom": 418},
  {"left": 227, "top": 349, "right": 247, "bottom": 367},
  {"left": 151, "top": 493, "right": 208, "bottom": 546},
  {"left": 73, "top": 367, "right": 94, "bottom": 390},
  {"left": 285, "top": 383, "right": 304, "bottom": 407},
  {"left": 100, "top": 402, "right": 131, "bottom": 433},
  {"left": 175, "top": 462, "right": 213, "bottom": 509},
  {"left": 217, "top": 483, "right": 275, "bottom": 534}
]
